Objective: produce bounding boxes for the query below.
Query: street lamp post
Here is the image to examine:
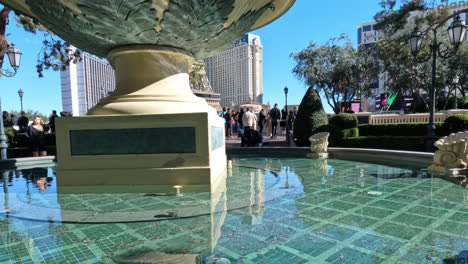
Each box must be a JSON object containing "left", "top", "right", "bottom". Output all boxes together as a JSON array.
[
  {"left": 0, "top": 46, "right": 22, "bottom": 160},
  {"left": 408, "top": 15, "right": 466, "bottom": 152},
  {"left": 453, "top": 75, "right": 460, "bottom": 110},
  {"left": 284, "top": 86, "right": 291, "bottom": 146},
  {"left": 17, "top": 89, "right": 24, "bottom": 112}
]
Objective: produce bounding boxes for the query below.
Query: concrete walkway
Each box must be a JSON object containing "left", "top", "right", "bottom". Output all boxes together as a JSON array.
[{"left": 225, "top": 135, "right": 288, "bottom": 147}]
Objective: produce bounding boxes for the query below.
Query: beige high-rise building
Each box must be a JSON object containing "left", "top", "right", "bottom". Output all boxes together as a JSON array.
[{"left": 205, "top": 33, "right": 263, "bottom": 107}]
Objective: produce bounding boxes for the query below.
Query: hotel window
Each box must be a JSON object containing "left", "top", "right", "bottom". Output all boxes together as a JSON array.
[{"left": 363, "top": 25, "right": 372, "bottom": 32}]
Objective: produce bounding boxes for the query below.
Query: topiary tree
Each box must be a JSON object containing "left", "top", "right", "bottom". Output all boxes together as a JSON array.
[{"left": 293, "top": 87, "right": 329, "bottom": 146}]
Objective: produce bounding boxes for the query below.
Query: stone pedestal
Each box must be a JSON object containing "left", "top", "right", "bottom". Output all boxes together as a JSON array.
[{"left": 55, "top": 112, "right": 226, "bottom": 187}]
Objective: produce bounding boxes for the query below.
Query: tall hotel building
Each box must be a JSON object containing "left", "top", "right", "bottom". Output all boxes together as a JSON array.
[
  {"left": 60, "top": 51, "right": 115, "bottom": 116},
  {"left": 205, "top": 33, "right": 263, "bottom": 107}
]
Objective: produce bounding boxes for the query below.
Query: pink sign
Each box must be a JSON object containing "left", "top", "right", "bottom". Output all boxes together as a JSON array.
[{"left": 351, "top": 103, "right": 360, "bottom": 113}]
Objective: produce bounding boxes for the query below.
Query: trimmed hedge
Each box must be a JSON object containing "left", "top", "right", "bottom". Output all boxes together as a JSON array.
[
  {"left": 443, "top": 114, "right": 468, "bottom": 134},
  {"left": 338, "top": 128, "right": 359, "bottom": 139},
  {"left": 335, "top": 136, "right": 426, "bottom": 152},
  {"left": 329, "top": 114, "right": 358, "bottom": 130},
  {"left": 359, "top": 122, "right": 445, "bottom": 137}
]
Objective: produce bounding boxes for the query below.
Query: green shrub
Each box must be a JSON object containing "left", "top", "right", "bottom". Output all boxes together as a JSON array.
[
  {"left": 329, "top": 114, "right": 358, "bottom": 130},
  {"left": 293, "top": 87, "right": 328, "bottom": 146},
  {"left": 359, "top": 122, "right": 445, "bottom": 137},
  {"left": 3, "top": 127, "right": 16, "bottom": 146},
  {"left": 457, "top": 97, "right": 468, "bottom": 109},
  {"left": 338, "top": 128, "right": 359, "bottom": 139},
  {"left": 443, "top": 114, "right": 468, "bottom": 134},
  {"left": 335, "top": 136, "right": 426, "bottom": 152}
]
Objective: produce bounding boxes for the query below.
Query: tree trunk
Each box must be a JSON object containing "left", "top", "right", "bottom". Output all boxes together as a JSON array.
[{"left": 0, "top": 7, "right": 12, "bottom": 69}]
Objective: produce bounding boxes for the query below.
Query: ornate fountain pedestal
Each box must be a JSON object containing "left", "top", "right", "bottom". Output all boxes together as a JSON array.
[
  {"left": 1, "top": 0, "right": 296, "bottom": 187},
  {"left": 56, "top": 46, "right": 226, "bottom": 187}
]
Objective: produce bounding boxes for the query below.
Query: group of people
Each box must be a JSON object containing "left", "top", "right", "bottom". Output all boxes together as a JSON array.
[
  {"left": 220, "top": 104, "right": 298, "bottom": 146},
  {"left": 2, "top": 110, "right": 59, "bottom": 157}
]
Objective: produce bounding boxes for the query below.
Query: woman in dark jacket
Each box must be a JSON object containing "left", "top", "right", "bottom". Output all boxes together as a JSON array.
[{"left": 25, "top": 116, "right": 50, "bottom": 157}]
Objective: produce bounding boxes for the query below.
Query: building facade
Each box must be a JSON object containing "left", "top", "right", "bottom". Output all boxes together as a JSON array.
[
  {"left": 60, "top": 52, "right": 115, "bottom": 116},
  {"left": 205, "top": 33, "right": 263, "bottom": 107}
]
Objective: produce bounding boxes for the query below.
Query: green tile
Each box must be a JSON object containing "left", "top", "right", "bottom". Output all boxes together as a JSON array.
[
  {"left": 251, "top": 247, "right": 308, "bottom": 264},
  {"left": 352, "top": 234, "right": 402, "bottom": 255},
  {"left": 390, "top": 212, "right": 435, "bottom": 228},
  {"left": 323, "top": 201, "right": 358, "bottom": 211},
  {"left": 420, "top": 232, "right": 468, "bottom": 253},
  {"left": 355, "top": 206, "right": 394, "bottom": 219},
  {"left": 285, "top": 234, "right": 336, "bottom": 257},
  {"left": 371, "top": 200, "right": 408, "bottom": 211},
  {"left": 405, "top": 205, "right": 450, "bottom": 218},
  {"left": 334, "top": 214, "right": 376, "bottom": 229},
  {"left": 399, "top": 247, "right": 453, "bottom": 264},
  {"left": 340, "top": 195, "right": 375, "bottom": 205},
  {"left": 299, "top": 207, "right": 343, "bottom": 220},
  {"left": 449, "top": 212, "right": 468, "bottom": 222},
  {"left": 325, "top": 247, "right": 384, "bottom": 264},
  {"left": 375, "top": 223, "right": 422, "bottom": 240},
  {"left": 435, "top": 220, "right": 468, "bottom": 237},
  {"left": 312, "top": 224, "right": 358, "bottom": 241}
]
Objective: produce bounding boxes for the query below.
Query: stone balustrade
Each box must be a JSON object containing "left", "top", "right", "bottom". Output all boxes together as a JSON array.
[{"left": 349, "top": 110, "right": 468, "bottom": 124}]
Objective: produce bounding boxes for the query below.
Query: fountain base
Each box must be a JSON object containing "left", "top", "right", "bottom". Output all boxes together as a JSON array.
[{"left": 55, "top": 112, "right": 226, "bottom": 187}]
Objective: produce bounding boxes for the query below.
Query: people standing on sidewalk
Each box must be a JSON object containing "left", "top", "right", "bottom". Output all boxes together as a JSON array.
[
  {"left": 48, "top": 110, "right": 59, "bottom": 133},
  {"left": 237, "top": 109, "right": 245, "bottom": 136},
  {"left": 223, "top": 108, "right": 232, "bottom": 138},
  {"left": 17, "top": 112, "right": 29, "bottom": 133},
  {"left": 258, "top": 109, "right": 266, "bottom": 134},
  {"left": 25, "top": 116, "right": 50, "bottom": 157},
  {"left": 280, "top": 108, "right": 287, "bottom": 134},
  {"left": 242, "top": 108, "right": 257, "bottom": 131},
  {"left": 2, "top": 111, "right": 12, "bottom": 127},
  {"left": 268, "top": 104, "right": 281, "bottom": 139}
]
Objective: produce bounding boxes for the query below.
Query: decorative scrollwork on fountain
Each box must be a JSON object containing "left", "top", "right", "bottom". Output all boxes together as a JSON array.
[{"left": 429, "top": 131, "right": 468, "bottom": 172}]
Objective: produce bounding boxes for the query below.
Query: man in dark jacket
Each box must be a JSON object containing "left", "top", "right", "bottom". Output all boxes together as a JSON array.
[
  {"left": 268, "top": 104, "right": 281, "bottom": 138},
  {"left": 237, "top": 109, "right": 244, "bottom": 136},
  {"left": 17, "top": 112, "right": 29, "bottom": 133}
]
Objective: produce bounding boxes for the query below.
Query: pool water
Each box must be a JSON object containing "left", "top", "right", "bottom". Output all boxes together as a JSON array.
[{"left": 0, "top": 157, "right": 467, "bottom": 264}]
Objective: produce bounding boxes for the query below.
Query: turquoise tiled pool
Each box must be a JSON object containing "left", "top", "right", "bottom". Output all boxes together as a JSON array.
[{"left": 0, "top": 157, "right": 467, "bottom": 263}]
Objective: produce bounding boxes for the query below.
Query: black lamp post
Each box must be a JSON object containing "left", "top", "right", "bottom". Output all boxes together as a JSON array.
[
  {"left": 18, "top": 89, "right": 24, "bottom": 112},
  {"left": 0, "top": 45, "right": 22, "bottom": 160},
  {"left": 408, "top": 15, "right": 466, "bottom": 152},
  {"left": 453, "top": 75, "right": 459, "bottom": 110},
  {"left": 284, "top": 86, "right": 291, "bottom": 146}
]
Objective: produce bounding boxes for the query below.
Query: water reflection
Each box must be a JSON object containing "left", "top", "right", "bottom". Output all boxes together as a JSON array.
[{"left": 0, "top": 158, "right": 467, "bottom": 263}]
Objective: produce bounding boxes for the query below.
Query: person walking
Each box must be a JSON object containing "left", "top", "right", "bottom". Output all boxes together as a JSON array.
[
  {"left": 17, "top": 111, "right": 29, "bottom": 133},
  {"left": 268, "top": 104, "right": 281, "bottom": 138},
  {"left": 48, "top": 110, "right": 59, "bottom": 133},
  {"left": 25, "top": 116, "right": 50, "bottom": 157},
  {"left": 258, "top": 109, "right": 266, "bottom": 134}
]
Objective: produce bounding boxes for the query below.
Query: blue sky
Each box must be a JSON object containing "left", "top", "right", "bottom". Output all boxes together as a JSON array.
[{"left": 0, "top": 0, "right": 383, "bottom": 114}]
